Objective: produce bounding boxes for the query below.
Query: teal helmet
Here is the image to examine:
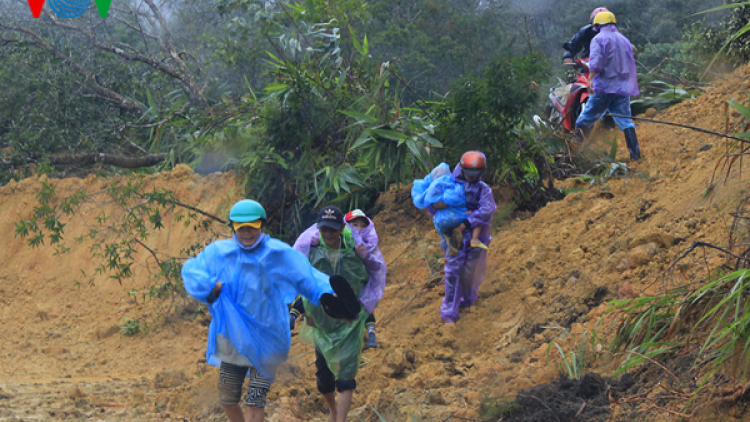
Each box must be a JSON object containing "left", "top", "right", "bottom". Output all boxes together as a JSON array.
[{"left": 229, "top": 199, "right": 267, "bottom": 223}]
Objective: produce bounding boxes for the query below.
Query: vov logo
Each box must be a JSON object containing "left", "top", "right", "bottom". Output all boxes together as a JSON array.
[{"left": 27, "top": 0, "right": 112, "bottom": 19}]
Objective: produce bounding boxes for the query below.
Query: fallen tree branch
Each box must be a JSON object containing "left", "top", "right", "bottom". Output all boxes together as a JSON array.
[
  {"left": 667, "top": 241, "right": 749, "bottom": 273},
  {"left": 133, "top": 238, "right": 162, "bottom": 266},
  {"left": 608, "top": 113, "right": 750, "bottom": 145},
  {"left": 639, "top": 405, "right": 693, "bottom": 419},
  {"left": 162, "top": 198, "right": 227, "bottom": 225},
  {"left": 0, "top": 22, "right": 144, "bottom": 113},
  {"left": 47, "top": 153, "right": 167, "bottom": 168}
]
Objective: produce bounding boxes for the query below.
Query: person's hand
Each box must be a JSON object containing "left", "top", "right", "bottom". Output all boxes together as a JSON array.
[
  {"left": 458, "top": 223, "right": 466, "bottom": 231},
  {"left": 563, "top": 58, "right": 574, "bottom": 64},
  {"left": 355, "top": 243, "right": 369, "bottom": 258},
  {"left": 207, "top": 281, "right": 222, "bottom": 304},
  {"left": 432, "top": 201, "right": 448, "bottom": 210},
  {"left": 587, "top": 79, "right": 594, "bottom": 94},
  {"left": 310, "top": 236, "right": 320, "bottom": 246},
  {"left": 304, "top": 315, "right": 317, "bottom": 328}
]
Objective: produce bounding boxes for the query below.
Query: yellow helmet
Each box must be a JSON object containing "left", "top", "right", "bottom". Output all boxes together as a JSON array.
[
  {"left": 593, "top": 11, "right": 616, "bottom": 26},
  {"left": 589, "top": 7, "right": 609, "bottom": 23}
]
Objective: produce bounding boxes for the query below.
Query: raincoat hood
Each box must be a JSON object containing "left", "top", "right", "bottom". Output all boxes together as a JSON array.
[{"left": 232, "top": 232, "right": 265, "bottom": 250}]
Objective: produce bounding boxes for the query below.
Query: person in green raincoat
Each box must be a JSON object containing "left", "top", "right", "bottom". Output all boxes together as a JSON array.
[{"left": 292, "top": 205, "right": 371, "bottom": 422}]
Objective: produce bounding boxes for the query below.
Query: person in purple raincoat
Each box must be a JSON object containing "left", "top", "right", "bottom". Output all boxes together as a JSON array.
[
  {"left": 574, "top": 11, "right": 641, "bottom": 160},
  {"left": 429, "top": 151, "right": 496, "bottom": 323},
  {"left": 289, "top": 209, "right": 386, "bottom": 348}
]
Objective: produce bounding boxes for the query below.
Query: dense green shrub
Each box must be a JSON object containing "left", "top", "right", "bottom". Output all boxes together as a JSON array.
[
  {"left": 686, "top": 1, "right": 750, "bottom": 72},
  {"left": 433, "top": 54, "right": 561, "bottom": 210}
]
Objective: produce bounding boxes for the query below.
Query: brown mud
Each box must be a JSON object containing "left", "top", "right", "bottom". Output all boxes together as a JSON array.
[{"left": 3, "top": 64, "right": 750, "bottom": 421}]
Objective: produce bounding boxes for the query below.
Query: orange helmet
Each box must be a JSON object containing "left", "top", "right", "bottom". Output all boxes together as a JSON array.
[{"left": 460, "top": 151, "right": 486, "bottom": 178}]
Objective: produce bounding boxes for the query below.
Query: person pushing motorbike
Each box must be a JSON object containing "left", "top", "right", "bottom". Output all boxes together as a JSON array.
[{"left": 562, "top": 7, "right": 609, "bottom": 65}]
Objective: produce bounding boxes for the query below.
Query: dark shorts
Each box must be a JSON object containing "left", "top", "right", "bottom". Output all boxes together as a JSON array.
[
  {"left": 217, "top": 362, "right": 271, "bottom": 408},
  {"left": 315, "top": 350, "right": 356, "bottom": 394}
]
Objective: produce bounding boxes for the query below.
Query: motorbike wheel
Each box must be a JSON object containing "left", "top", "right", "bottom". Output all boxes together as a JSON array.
[
  {"left": 544, "top": 104, "right": 561, "bottom": 126},
  {"left": 568, "top": 99, "right": 585, "bottom": 132}
]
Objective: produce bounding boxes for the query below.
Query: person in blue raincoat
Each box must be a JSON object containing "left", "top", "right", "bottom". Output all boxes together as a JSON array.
[{"left": 182, "top": 199, "right": 338, "bottom": 422}]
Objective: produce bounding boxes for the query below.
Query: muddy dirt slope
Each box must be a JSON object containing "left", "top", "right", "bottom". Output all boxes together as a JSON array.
[{"left": 2, "top": 65, "right": 750, "bottom": 421}]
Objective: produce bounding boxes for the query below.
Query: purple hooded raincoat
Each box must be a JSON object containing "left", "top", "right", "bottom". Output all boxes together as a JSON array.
[
  {"left": 589, "top": 25, "right": 639, "bottom": 97},
  {"left": 428, "top": 155, "right": 496, "bottom": 322}
]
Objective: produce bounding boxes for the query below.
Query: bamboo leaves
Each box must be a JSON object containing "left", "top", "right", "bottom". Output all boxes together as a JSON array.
[{"left": 608, "top": 268, "right": 750, "bottom": 399}]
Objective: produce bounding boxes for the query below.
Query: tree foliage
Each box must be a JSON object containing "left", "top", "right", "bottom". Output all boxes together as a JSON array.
[
  {"left": 184, "top": 0, "right": 439, "bottom": 236},
  {"left": 0, "top": 0, "right": 739, "bottom": 217},
  {"left": 14, "top": 171, "right": 228, "bottom": 317},
  {"left": 687, "top": 1, "right": 750, "bottom": 70},
  {"left": 433, "top": 53, "right": 561, "bottom": 209}
]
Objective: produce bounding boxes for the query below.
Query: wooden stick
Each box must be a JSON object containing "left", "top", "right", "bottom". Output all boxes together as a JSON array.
[{"left": 608, "top": 113, "right": 750, "bottom": 144}]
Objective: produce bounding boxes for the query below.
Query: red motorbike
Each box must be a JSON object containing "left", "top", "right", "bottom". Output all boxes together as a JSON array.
[{"left": 545, "top": 58, "right": 590, "bottom": 132}]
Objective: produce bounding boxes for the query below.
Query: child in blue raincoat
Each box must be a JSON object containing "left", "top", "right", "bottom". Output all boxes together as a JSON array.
[
  {"left": 412, "top": 162, "right": 488, "bottom": 256},
  {"left": 182, "top": 199, "right": 345, "bottom": 422}
]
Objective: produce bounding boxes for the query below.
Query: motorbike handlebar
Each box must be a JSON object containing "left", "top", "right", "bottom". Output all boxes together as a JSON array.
[{"left": 563, "top": 62, "right": 590, "bottom": 71}]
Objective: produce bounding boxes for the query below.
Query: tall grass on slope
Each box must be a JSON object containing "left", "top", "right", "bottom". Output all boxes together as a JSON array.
[{"left": 608, "top": 266, "right": 750, "bottom": 415}]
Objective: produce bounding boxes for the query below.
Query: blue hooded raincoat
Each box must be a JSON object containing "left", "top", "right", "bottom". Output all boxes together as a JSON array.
[{"left": 182, "top": 234, "right": 334, "bottom": 382}]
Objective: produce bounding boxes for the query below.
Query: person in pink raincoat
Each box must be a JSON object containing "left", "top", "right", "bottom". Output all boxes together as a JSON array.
[{"left": 342, "top": 209, "right": 383, "bottom": 348}]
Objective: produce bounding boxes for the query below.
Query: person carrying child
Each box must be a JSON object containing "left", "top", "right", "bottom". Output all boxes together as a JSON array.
[
  {"left": 290, "top": 208, "right": 386, "bottom": 348},
  {"left": 423, "top": 151, "right": 496, "bottom": 323},
  {"left": 181, "top": 200, "right": 359, "bottom": 422},
  {"left": 291, "top": 205, "right": 384, "bottom": 422},
  {"left": 412, "top": 162, "right": 488, "bottom": 257}
]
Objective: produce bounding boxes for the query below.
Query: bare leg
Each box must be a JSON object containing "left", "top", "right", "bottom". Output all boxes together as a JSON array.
[
  {"left": 471, "top": 226, "right": 481, "bottom": 242},
  {"left": 223, "top": 404, "right": 245, "bottom": 422},
  {"left": 323, "top": 392, "right": 337, "bottom": 422},
  {"left": 335, "top": 390, "right": 354, "bottom": 422},
  {"left": 245, "top": 406, "right": 265, "bottom": 422},
  {"left": 470, "top": 226, "right": 488, "bottom": 249}
]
